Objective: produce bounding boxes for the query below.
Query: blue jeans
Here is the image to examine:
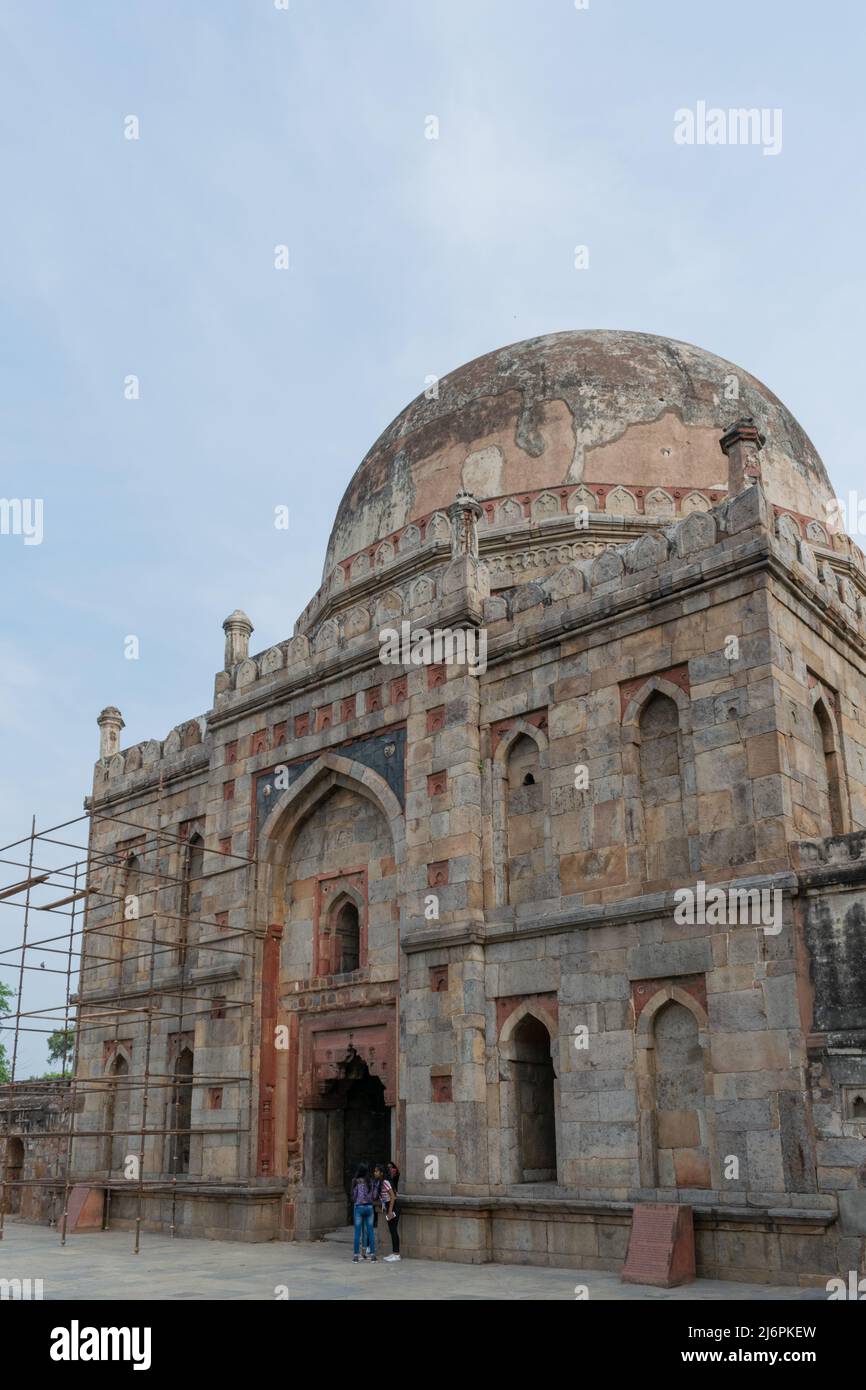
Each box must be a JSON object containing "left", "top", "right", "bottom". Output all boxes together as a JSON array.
[{"left": 353, "top": 1203, "right": 375, "bottom": 1256}]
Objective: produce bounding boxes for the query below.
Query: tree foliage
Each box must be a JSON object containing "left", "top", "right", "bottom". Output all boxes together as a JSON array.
[
  {"left": 47, "top": 1028, "right": 75, "bottom": 1067},
  {"left": 0, "top": 981, "right": 14, "bottom": 1084}
]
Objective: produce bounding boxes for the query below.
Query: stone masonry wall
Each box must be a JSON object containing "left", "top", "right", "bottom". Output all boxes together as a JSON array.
[{"left": 71, "top": 476, "right": 866, "bottom": 1278}]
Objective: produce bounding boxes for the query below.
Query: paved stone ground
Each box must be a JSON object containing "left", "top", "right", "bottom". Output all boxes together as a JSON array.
[{"left": 0, "top": 1221, "right": 826, "bottom": 1301}]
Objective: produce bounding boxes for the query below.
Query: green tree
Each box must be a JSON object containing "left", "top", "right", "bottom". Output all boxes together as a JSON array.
[
  {"left": 46, "top": 1027, "right": 75, "bottom": 1072},
  {"left": 0, "top": 981, "right": 15, "bottom": 1083}
]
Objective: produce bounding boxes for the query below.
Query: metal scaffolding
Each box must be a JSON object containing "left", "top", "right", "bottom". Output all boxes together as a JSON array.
[{"left": 0, "top": 786, "right": 261, "bottom": 1254}]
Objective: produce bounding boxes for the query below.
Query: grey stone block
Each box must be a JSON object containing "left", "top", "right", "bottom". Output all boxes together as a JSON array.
[
  {"left": 626, "top": 939, "right": 711, "bottom": 981},
  {"left": 838, "top": 1191, "right": 866, "bottom": 1235}
]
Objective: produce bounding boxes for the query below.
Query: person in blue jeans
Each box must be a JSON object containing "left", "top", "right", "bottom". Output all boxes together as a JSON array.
[{"left": 351, "top": 1163, "right": 377, "bottom": 1262}]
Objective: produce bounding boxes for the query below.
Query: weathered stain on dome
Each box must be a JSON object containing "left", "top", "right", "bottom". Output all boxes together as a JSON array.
[{"left": 324, "top": 330, "right": 833, "bottom": 579}]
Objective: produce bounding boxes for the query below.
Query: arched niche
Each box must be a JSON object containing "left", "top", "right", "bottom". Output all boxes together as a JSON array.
[
  {"left": 622, "top": 678, "right": 697, "bottom": 888},
  {"left": 634, "top": 985, "right": 718, "bottom": 1191},
  {"left": 104, "top": 1051, "right": 131, "bottom": 1175},
  {"left": 120, "top": 854, "right": 142, "bottom": 987},
  {"left": 169, "top": 1047, "right": 194, "bottom": 1177},
  {"left": 808, "top": 689, "right": 849, "bottom": 837},
  {"left": 498, "top": 1002, "right": 560, "bottom": 1187},
  {"left": 178, "top": 832, "right": 204, "bottom": 970}
]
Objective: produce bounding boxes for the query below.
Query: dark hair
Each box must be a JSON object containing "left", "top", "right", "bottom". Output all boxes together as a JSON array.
[
  {"left": 353, "top": 1163, "right": 370, "bottom": 1182},
  {"left": 387, "top": 1159, "right": 400, "bottom": 1180},
  {"left": 372, "top": 1162, "right": 385, "bottom": 1176}
]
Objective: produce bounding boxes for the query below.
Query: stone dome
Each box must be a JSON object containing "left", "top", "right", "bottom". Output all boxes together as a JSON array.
[{"left": 323, "top": 330, "right": 835, "bottom": 580}]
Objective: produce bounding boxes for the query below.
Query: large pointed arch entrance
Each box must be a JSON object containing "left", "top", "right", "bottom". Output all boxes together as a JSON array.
[{"left": 254, "top": 750, "right": 403, "bottom": 1237}]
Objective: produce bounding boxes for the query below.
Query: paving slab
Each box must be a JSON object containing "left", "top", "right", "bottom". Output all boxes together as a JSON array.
[{"left": 0, "top": 1221, "right": 827, "bottom": 1301}]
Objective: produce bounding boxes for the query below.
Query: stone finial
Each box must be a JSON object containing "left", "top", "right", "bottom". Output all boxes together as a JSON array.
[
  {"left": 719, "top": 417, "right": 766, "bottom": 495},
  {"left": 97, "top": 706, "right": 124, "bottom": 761},
  {"left": 222, "top": 609, "right": 254, "bottom": 667},
  {"left": 447, "top": 488, "right": 483, "bottom": 560}
]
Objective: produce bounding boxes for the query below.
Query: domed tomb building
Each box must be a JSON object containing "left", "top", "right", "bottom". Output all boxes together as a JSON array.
[{"left": 71, "top": 331, "right": 866, "bottom": 1282}]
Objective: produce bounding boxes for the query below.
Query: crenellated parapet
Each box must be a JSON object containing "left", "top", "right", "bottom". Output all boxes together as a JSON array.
[
  {"left": 482, "top": 484, "right": 866, "bottom": 657},
  {"left": 92, "top": 713, "right": 210, "bottom": 796}
]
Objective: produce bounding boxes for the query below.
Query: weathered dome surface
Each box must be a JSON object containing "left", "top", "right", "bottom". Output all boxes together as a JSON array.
[{"left": 324, "top": 330, "right": 834, "bottom": 578}]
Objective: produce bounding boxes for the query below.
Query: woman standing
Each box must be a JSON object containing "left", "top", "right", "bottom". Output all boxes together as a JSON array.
[
  {"left": 382, "top": 1159, "right": 401, "bottom": 1261},
  {"left": 350, "top": 1163, "right": 377, "bottom": 1263}
]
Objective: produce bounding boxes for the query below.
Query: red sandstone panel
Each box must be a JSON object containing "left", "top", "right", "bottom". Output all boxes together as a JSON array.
[
  {"left": 631, "top": 974, "right": 707, "bottom": 1023},
  {"left": 299, "top": 1006, "right": 397, "bottom": 1107},
  {"left": 257, "top": 924, "right": 284, "bottom": 1176},
  {"left": 66, "top": 1184, "right": 105, "bottom": 1232},
  {"left": 621, "top": 1203, "right": 695, "bottom": 1287},
  {"left": 620, "top": 664, "right": 690, "bottom": 717},
  {"left": 495, "top": 992, "right": 558, "bottom": 1037}
]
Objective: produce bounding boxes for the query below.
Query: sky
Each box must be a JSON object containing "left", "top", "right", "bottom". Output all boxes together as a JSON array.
[{"left": 1, "top": 0, "right": 864, "bottom": 1073}]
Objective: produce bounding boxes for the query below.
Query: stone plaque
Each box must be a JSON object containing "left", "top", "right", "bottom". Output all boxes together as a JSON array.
[
  {"left": 66, "top": 1184, "right": 105, "bottom": 1232},
  {"left": 621, "top": 1203, "right": 695, "bottom": 1287}
]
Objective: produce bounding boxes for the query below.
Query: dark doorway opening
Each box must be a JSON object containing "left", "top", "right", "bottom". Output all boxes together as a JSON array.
[
  {"left": 301, "top": 1043, "right": 394, "bottom": 1240},
  {"left": 339, "top": 1058, "right": 388, "bottom": 1223},
  {"left": 169, "top": 1047, "right": 194, "bottom": 1176},
  {"left": 513, "top": 1015, "right": 557, "bottom": 1182}
]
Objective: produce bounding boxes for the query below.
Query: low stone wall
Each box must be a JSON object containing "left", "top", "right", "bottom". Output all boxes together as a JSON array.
[
  {"left": 102, "top": 1183, "right": 286, "bottom": 1242},
  {"left": 399, "top": 1195, "right": 863, "bottom": 1286}
]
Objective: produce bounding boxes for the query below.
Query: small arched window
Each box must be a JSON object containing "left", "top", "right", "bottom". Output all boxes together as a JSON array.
[
  {"left": 333, "top": 900, "right": 360, "bottom": 975},
  {"left": 505, "top": 735, "right": 545, "bottom": 905},
  {"left": 811, "top": 699, "right": 845, "bottom": 836},
  {"left": 121, "top": 855, "right": 141, "bottom": 984},
  {"left": 178, "top": 833, "right": 204, "bottom": 967}
]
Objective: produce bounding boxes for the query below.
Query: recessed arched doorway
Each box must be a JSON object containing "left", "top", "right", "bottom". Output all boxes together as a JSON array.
[
  {"left": 513, "top": 1015, "right": 557, "bottom": 1182},
  {"left": 300, "top": 1047, "right": 391, "bottom": 1233},
  {"left": 169, "top": 1047, "right": 194, "bottom": 1177},
  {"left": 294, "top": 1016, "right": 397, "bottom": 1240},
  {"left": 343, "top": 1065, "right": 388, "bottom": 1222}
]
